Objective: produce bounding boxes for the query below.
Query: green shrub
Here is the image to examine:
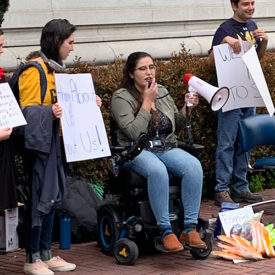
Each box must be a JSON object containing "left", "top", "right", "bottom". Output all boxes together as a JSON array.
[
  {"left": 14, "top": 44, "right": 275, "bottom": 198},
  {"left": 66, "top": 45, "right": 275, "bottom": 198},
  {"left": 247, "top": 169, "right": 275, "bottom": 193},
  {"left": 266, "top": 170, "right": 275, "bottom": 189},
  {"left": 248, "top": 173, "right": 265, "bottom": 193},
  {"left": 67, "top": 46, "right": 220, "bottom": 197},
  {"left": 0, "top": 0, "right": 9, "bottom": 26}
]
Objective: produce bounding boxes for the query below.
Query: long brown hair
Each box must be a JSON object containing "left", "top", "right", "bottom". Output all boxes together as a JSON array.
[{"left": 119, "top": 51, "right": 153, "bottom": 110}]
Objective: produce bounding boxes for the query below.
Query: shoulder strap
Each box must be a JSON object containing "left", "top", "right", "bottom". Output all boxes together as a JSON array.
[{"left": 19, "top": 61, "right": 47, "bottom": 103}]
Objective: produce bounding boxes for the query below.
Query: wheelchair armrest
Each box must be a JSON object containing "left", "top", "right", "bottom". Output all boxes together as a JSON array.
[
  {"left": 111, "top": 146, "right": 127, "bottom": 154},
  {"left": 111, "top": 132, "right": 149, "bottom": 161},
  {"left": 122, "top": 132, "right": 149, "bottom": 160},
  {"left": 177, "top": 140, "right": 204, "bottom": 159}
]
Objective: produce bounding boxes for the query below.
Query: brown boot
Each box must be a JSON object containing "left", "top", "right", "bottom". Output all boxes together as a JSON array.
[
  {"left": 179, "top": 230, "right": 207, "bottom": 249},
  {"left": 162, "top": 233, "right": 184, "bottom": 252},
  {"left": 215, "top": 191, "right": 233, "bottom": 206}
]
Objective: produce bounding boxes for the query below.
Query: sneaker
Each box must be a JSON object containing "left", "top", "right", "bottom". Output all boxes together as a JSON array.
[
  {"left": 24, "top": 260, "right": 54, "bottom": 275},
  {"left": 44, "top": 256, "right": 76, "bottom": 272},
  {"left": 231, "top": 190, "right": 262, "bottom": 203},
  {"left": 215, "top": 190, "right": 233, "bottom": 206},
  {"left": 162, "top": 233, "right": 184, "bottom": 252},
  {"left": 179, "top": 230, "right": 207, "bottom": 249}
]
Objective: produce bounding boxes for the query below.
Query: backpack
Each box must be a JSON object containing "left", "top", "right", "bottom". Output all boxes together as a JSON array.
[
  {"left": 54, "top": 176, "right": 108, "bottom": 243},
  {"left": 9, "top": 61, "right": 47, "bottom": 154},
  {"left": 9, "top": 61, "right": 47, "bottom": 105}
]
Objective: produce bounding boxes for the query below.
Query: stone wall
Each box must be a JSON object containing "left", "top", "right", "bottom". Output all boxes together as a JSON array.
[{"left": 1, "top": 0, "right": 274, "bottom": 69}]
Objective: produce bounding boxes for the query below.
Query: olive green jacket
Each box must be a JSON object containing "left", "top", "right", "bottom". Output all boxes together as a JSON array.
[{"left": 111, "top": 84, "right": 188, "bottom": 147}]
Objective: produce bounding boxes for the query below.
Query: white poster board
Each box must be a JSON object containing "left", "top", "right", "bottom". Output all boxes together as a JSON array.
[
  {"left": 218, "top": 206, "right": 254, "bottom": 236},
  {"left": 242, "top": 47, "right": 275, "bottom": 116},
  {"left": 213, "top": 41, "right": 265, "bottom": 112},
  {"left": 55, "top": 73, "right": 111, "bottom": 162},
  {"left": 0, "top": 83, "right": 27, "bottom": 129}
]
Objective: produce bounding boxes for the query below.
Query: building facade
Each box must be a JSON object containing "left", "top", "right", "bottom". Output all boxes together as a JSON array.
[{"left": 1, "top": 0, "right": 275, "bottom": 69}]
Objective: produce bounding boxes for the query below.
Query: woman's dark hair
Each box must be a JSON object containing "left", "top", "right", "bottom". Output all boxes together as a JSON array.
[
  {"left": 120, "top": 51, "right": 153, "bottom": 108},
  {"left": 0, "top": 28, "right": 3, "bottom": 36},
  {"left": 40, "top": 19, "right": 76, "bottom": 64}
]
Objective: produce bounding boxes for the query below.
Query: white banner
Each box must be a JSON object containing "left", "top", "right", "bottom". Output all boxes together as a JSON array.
[
  {"left": 213, "top": 41, "right": 265, "bottom": 112},
  {"left": 0, "top": 83, "right": 26, "bottom": 129},
  {"left": 56, "top": 73, "right": 110, "bottom": 162}
]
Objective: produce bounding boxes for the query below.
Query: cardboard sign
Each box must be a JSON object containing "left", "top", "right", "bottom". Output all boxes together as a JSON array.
[
  {"left": 218, "top": 206, "right": 254, "bottom": 236},
  {"left": 0, "top": 83, "right": 27, "bottom": 129},
  {"left": 55, "top": 73, "right": 111, "bottom": 162},
  {"left": 213, "top": 41, "right": 265, "bottom": 112}
]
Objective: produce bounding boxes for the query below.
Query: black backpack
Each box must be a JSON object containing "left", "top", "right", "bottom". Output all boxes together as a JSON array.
[
  {"left": 9, "top": 61, "right": 47, "bottom": 153},
  {"left": 9, "top": 61, "right": 47, "bottom": 105}
]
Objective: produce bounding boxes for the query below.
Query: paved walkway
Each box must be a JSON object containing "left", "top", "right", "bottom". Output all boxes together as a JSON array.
[{"left": 1, "top": 189, "right": 275, "bottom": 275}]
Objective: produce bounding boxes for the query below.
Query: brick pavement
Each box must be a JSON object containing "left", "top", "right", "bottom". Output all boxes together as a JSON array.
[{"left": 1, "top": 189, "right": 275, "bottom": 275}]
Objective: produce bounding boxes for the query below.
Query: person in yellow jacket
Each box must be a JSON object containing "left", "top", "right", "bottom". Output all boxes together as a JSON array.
[{"left": 19, "top": 19, "right": 77, "bottom": 275}]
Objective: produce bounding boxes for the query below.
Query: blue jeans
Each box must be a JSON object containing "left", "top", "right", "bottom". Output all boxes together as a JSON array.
[
  {"left": 24, "top": 207, "right": 56, "bottom": 263},
  {"left": 121, "top": 148, "right": 203, "bottom": 227},
  {"left": 215, "top": 107, "right": 256, "bottom": 193}
]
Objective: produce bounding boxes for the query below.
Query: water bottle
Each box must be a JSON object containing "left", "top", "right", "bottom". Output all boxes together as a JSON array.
[{"left": 59, "top": 215, "right": 71, "bottom": 249}]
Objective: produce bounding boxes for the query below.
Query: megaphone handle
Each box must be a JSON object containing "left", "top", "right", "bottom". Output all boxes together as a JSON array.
[
  {"left": 187, "top": 86, "right": 195, "bottom": 107},
  {"left": 185, "top": 106, "right": 194, "bottom": 145}
]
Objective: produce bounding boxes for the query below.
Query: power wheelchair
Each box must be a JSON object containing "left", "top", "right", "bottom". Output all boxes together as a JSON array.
[{"left": 97, "top": 122, "right": 213, "bottom": 265}]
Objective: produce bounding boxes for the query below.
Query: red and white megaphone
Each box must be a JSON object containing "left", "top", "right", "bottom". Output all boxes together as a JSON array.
[{"left": 183, "top": 73, "right": 229, "bottom": 111}]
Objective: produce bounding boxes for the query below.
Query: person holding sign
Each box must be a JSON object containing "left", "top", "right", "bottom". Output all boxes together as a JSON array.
[
  {"left": 18, "top": 20, "right": 76, "bottom": 275},
  {"left": 0, "top": 27, "right": 18, "bottom": 212},
  {"left": 208, "top": 0, "right": 268, "bottom": 206},
  {"left": 111, "top": 52, "right": 206, "bottom": 252},
  {"left": 0, "top": 126, "right": 12, "bottom": 140}
]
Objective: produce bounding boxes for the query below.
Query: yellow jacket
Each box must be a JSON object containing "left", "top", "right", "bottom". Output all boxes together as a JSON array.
[{"left": 19, "top": 58, "right": 57, "bottom": 108}]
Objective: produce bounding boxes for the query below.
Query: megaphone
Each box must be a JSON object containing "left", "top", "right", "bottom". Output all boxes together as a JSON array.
[{"left": 183, "top": 73, "right": 229, "bottom": 111}]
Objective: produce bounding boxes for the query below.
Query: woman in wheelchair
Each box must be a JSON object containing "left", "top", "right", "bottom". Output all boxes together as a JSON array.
[{"left": 111, "top": 52, "right": 206, "bottom": 253}]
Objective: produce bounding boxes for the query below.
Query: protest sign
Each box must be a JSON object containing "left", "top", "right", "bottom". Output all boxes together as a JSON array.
[
  {"left": 242, "top": 46, "right": 274, "bottom": 116},
  {"left": 213, "top": 41, "right": 265, "bottom": 112},
  {"left": 0, "top": 83, "right": 26, "bottom": 129},
  {"left": 219, "top": 206, "right": 254, "bottom": 236},
  {"left": 56, "top": 73, "right": 111, "bottom": 162}
]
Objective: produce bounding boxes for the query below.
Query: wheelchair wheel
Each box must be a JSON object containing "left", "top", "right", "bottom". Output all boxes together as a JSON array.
[
  {"left": 97, "top": 205, "right": 122, "bottom": 256},
  {"left": 114, "top": 238, "right": 139, "bottom": 265},
  {"left": 190, "top": 230, "right": 213, "bottom": 259}
]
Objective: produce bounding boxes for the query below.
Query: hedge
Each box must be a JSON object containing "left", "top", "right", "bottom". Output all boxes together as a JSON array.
[
  {"left": 65, "top": 45, "right": 275, "bottom": 198},
  {"left": 0, "top": 0, "right": 9, "bottom": 26}
]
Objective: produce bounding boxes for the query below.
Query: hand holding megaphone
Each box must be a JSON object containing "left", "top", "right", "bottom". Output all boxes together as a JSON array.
[
  {"left": 186, "top": 84, "right": 197, "bottom": 108},
  {"left": 183, "top": 73, "right": 230, "bottom": 111},
  {"left": 185, "top": 89, "right": 199, "bottom": 109}
]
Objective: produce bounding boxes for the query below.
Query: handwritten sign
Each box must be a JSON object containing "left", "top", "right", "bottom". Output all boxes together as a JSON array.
[
  {"left": 213, "top": 41, "right": 265, "bottom": 112},
  {"left": 242, "top": 46, "right": 275, "bottom": 116},
  {"left": 55, "top": 73, "right": 111, "bottom": 162},
  {"left": 0, "top": 83, "right": 26, "bottom": 129},
  {"left": 219, "top": 206, "right": 254, "bottom": 236}
]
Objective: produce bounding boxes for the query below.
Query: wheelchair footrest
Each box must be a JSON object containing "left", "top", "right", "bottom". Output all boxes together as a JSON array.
[{"left": 154, "top": 236, "right": 170, "bottom": 253}]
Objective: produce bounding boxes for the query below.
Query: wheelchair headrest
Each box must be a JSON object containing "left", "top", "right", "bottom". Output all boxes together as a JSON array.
[{"left": 239, "top": 114, "right": 275, "bottom": 152}]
